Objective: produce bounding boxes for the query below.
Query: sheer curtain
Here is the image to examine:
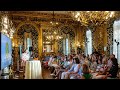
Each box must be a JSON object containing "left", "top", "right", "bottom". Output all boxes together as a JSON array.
[
  {"left": 63, "top": 38, "right": 69, "bottom": 55},
  {"left": 27, "top": 38, "right": 32, "bottom": 56},
  {"left": 86, "top": 30, "right": 92, "bottom": 56},
  {"left": 113, "top": 20, "right": 120, "bottom": 65},
  {"left": 63, "top": 39, "right": 66, "bottom": 55}
]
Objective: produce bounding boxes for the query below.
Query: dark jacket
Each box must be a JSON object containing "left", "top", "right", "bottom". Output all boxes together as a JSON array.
[{"left": 109, "top": 64, "right": 118, "bottom": 78}]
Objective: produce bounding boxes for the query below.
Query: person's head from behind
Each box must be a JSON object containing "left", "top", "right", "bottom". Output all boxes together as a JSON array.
[
  {"left": 74, "top": 58, "right": 80, "bottom": 64},
  {"left": 82, "top": 64, "right": 89, "bottom": 74},
  {"left": 111, "top": 57, "right": 118, "bottom": 66},
  {"left": 72, "top": 54, "right": 76, "bottom": 57},
  {"left": 35, "top": 53, "right": 38, "bottom": 58},
  {"left": 65, "top": 55, "right": 67, "bottom": 57},
  {"left": 102, "top": 57, "right": 107, "bottom": 65},
  {"left": 54, "top": 56, "right": 57, "bottom": 59},
  {"left": 110, "top": 54, "right": 115, "bottom": 59}
]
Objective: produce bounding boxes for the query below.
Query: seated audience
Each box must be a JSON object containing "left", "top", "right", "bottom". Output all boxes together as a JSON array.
[
  {"left": 70, "top": 64, "right": 92, "bottom": 79},
  {"left": 61, "top": 58, "right": 80, "bottom": 79},
  {"left": 81, "top": 64, "right": 92, "bottom": 79},
  {"left": 92, "top": 57, "right": 108, "bottom": 79},
  {"left": 44, "top": 52, "right": 119, "bottom": 79},
  {"left": 90, "top": 55, "right": 97, "bottom": 73},
  {"left": 107, "top": 57, "right": 118, "bottom": 78}
]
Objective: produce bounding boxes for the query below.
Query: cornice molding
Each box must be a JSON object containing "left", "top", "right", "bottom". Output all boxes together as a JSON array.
[{"left": 9, "top": 11, "right": 71, "bottom": 19}]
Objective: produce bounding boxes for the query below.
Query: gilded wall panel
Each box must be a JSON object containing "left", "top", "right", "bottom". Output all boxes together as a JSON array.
[{"left": 17, "top": 24, "right": 39, "bottom": 57}]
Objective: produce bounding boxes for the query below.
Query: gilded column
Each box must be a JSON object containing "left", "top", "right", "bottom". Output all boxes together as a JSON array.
[
  {"left": 38, "top": 27, "right": 43, "bottom": 58},
  {"left": 75, "top": 27, "right": 78, "bottom": 54},
  {"left": 54, "top": 41, "right": 58, "bottom": 54}
]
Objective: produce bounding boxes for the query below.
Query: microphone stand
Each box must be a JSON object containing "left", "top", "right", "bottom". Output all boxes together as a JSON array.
[{"left": 115, "top": 39, "right": 119, "bottom": 60}]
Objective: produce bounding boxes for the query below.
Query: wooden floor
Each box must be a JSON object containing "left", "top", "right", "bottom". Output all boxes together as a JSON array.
[
  {"left": 13, "top": 68, "right": 52, "bottom": 79},
  {"left": 42, "top": 68, "right": 52, "bottom": 79}
]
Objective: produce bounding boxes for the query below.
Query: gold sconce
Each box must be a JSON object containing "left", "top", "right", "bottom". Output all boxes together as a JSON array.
[{"left": 76, "top": 42, "right": 81, "bottom": 47}]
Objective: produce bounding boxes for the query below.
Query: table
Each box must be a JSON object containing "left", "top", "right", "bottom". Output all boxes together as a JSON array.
[{"left": 25, "top": 60, "right": 43, "bottom": 79}]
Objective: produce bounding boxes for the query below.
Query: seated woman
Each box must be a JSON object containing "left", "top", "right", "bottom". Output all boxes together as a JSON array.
[
  {"left": 84, "top": 57, "right": 90, "bottom": 68},
  {"left": 53, "top": 56, "right": 73, "bottom": 79},
  {"left": 90, "top": 55, "right": 97, "bottom": 73},
  {"left": 62, "top": 55, "right": 73, "bottom": 69},
  {"left": 96, "top": 59, "right": 102, "bottom": 72},
  {"left": 70, "top": 64, "right": 92, "bottom": 79},
  {"left": 61, "top": 58, "right": 80, "bottom": 79},
  {"left": 81, "top": 64, "right": 92, "bottom": 79},
  {"left": 93, "top": 55, "right": 118, "bottom": 79},
  {"left": 107, "top": 57, "right": 118, "bottom": 79},
  {"left": 21, "top": 49, "right": 30, "bottom": 70},
  {"left": 49, "top": 57, "right": 64, "bottom": 77},
  {"left": 92, "top": 57, "right": 108, "bottom": 79}
]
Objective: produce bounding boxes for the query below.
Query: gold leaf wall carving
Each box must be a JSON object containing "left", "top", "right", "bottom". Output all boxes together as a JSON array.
[{"left": 9, "top": 11, "right": 115, "bottom": 56}]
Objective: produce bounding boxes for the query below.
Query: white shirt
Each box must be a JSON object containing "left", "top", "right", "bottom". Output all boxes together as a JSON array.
[
  {"left": 107, "top": 59, "right": 112, "bottom": 69},
  {"left": 21, "top": 52, "right": 30, "bottom": 61},
  {"left": 48, "top": 57, "right": 54, "bottom": 66}
]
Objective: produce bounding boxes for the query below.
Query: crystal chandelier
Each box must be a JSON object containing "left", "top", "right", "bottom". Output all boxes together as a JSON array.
[
  {"left": 45, "top": 27, "right": 63, "bottom": 43},
  {"left": 0, "top": 12, "right": 15, "bottom": 38},
  {"left": 43, "top": 11, "right": 63, "bottom": 44},
  {"left": 69, "top": 11, "right": 115, "bottom": 27},
  {"left": 50, "top": 11, "right": 59, "bottom": 26}
]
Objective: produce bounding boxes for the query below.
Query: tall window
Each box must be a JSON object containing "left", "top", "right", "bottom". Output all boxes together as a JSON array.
[
  {"left": 113, "top": 20, "right": 120, "bottom": 65},
  {"left": 86, "top": 30, "right": 92, "bottom": 56},
  {"left": 27, "top": 38, "right": 32, "bottom": 56},
  {"left": 43, "top": 45, "right": 53, "bottom": 52},
  {"left": 63, "top": 38, "right": 69, "bottom": 55},
  {"left": 66, "top": 38, "right": 69, "bottom": 55}
]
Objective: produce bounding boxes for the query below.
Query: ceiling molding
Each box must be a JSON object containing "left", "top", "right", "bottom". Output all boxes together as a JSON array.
[{"left": 9, "top": 11, "right": 71, "bottom": 19}]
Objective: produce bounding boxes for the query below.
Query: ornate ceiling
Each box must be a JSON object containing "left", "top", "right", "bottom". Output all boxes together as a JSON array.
[
  {"left": 7, "top": 11, "right": 120, "bottom": 30},
  {"left": 8, "top": 11, "right": 79, "bottom": 29}
]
